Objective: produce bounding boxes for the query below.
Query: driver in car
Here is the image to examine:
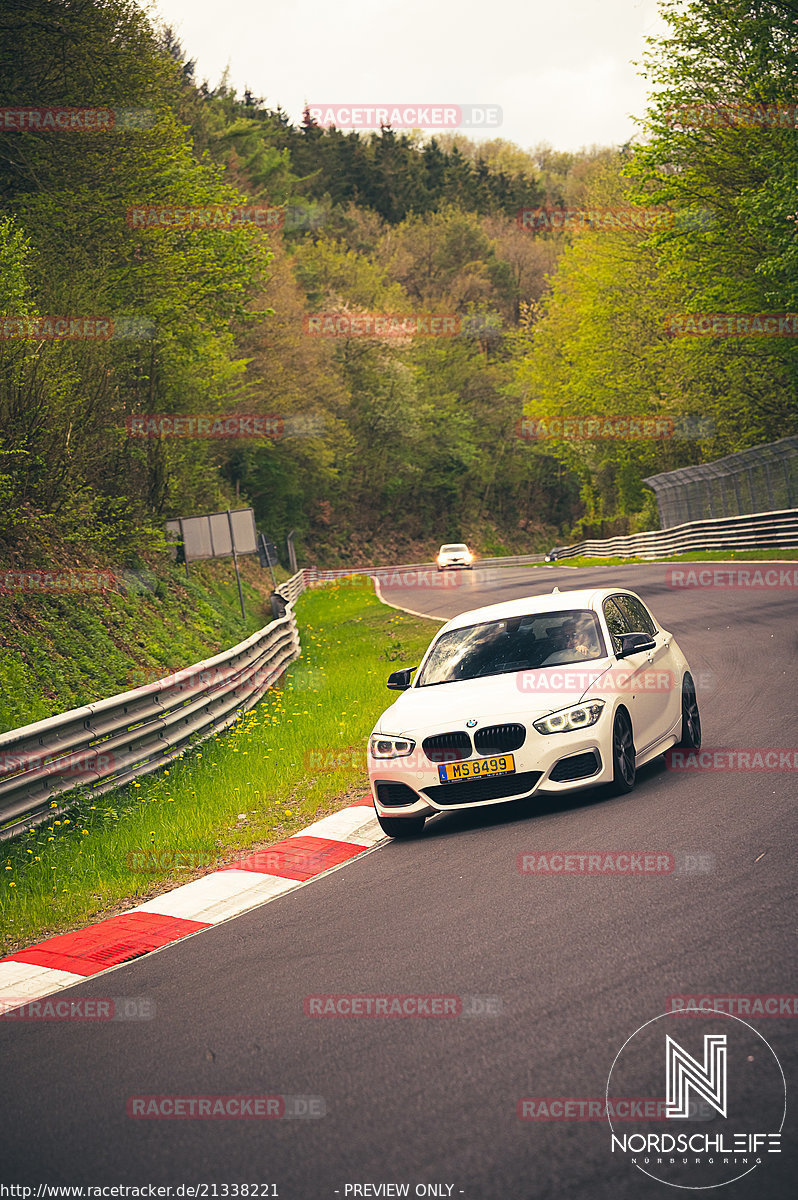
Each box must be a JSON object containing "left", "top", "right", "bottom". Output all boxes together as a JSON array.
[{"left": 562, "top": 618, "right": 598, "bottom": 658}]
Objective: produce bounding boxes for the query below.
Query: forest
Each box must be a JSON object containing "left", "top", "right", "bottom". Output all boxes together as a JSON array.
[{"left": 1, "top": 0, "right": 796, "bottom": 567}]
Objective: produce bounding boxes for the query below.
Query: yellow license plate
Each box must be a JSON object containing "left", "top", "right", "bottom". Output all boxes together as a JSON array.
[{"left": 437, "top": 754, "right": 516, "bottom": 783}]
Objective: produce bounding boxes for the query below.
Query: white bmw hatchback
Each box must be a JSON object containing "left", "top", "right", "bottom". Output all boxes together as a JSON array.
[
  {"left": 367, "top": 587, "right": 701, "bottom": 838},
  {"left": 436, "top": 543, "right": 474, "bottom": 570}
]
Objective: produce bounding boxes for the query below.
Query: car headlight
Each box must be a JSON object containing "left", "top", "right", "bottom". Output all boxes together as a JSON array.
[
  {"left": 533, "top": 700, "right": 605, "bottom": 735},
  {"left": 369, "top": 734, "right": 416, "bottom": 759}
]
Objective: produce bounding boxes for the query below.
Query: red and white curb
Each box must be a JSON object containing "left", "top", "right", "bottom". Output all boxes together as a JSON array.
[{"left": 0, "top": 796, "right": 382, "bottom": 1014}]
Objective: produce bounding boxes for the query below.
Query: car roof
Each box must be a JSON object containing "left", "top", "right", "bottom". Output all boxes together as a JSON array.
[{"left": 437, "top": 587, "right": 642, "bottom": 633}]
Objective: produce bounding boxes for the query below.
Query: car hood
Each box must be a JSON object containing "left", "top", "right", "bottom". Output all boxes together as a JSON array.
[{"left": 375, "top": 664, "right": 613, "bottom": 735}]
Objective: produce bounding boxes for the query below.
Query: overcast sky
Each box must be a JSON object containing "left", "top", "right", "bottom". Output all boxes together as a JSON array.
[{"left": 141, "top": 0, "right": 669, "bottom": 153}]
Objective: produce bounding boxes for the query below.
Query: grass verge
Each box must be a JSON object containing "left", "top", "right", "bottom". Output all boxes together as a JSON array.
[
  {"left": 0, "top": 581, "right": 436, "bottom": 956},
  {"left": 0, "top": 555, "right": 290, "bottom": 735}
]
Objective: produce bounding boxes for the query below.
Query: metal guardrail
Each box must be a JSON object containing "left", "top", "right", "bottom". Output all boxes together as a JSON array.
[
  {"left": 303, "top": 554, "right": 545, "bottom": 582},
  {"left": 276, "top": 570, "right": 310, "bottom": 604},
  {"left": 546, "top": 509, "right": 798, "bottom": 562},
  {"left": 0, "top": 570, "right": 307, "bottom": 842}
]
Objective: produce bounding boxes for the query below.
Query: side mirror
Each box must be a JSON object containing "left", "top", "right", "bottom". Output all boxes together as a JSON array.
[
  {"left": 387, "top": 667, "right": 416, "bottom": 690},
  {"left": 617, "top": 632, "right": 656, "bottom": 658}
]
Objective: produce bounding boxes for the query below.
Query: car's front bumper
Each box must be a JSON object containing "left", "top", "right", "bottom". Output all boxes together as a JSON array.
[{"left": 368, "top": 725, "right": 613, "bottom": 818}]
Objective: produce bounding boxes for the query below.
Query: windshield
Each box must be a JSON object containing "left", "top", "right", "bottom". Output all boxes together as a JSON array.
[
  {"left": 441, "top": 544, "right": 468, "bottom": 552},
  {"left": 416, "top": 609, "right": 607, "bottom": 686}
]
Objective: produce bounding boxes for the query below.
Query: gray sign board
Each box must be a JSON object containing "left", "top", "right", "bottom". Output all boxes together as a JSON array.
[{"left": 166, "top": 508, "right": 258, "bottom": 564}]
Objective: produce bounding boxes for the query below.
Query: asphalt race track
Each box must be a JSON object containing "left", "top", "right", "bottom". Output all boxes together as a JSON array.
[{"left": 1, "top": 563, "right": 795, "bottom": 1199}]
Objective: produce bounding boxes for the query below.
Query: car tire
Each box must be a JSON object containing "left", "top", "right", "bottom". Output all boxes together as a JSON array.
[
  {"left": 610, "top": 708, "right": 636, "bottom": 794},
  {"left": 376, "top": 812, "right": 426, "bottom": 839},
  {"left": 676, "top": 673, "right": 701, "bottom": 749}
]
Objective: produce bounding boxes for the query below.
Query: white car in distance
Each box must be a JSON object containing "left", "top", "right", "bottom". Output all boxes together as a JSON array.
[
  {"left": 436, "top": 543, "right": 474, "bottom": 570},
  {"left": 367, "top": 587, "right": 701, "bottom": 838}
]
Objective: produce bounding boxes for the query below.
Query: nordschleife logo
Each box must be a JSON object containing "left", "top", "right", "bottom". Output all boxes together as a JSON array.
[
  {"left": 666, "top": 1033, "right": 727, "bottom": 1119},
  {"left": 606, "top": 1010, "right": 785, "bottom": 1189}
]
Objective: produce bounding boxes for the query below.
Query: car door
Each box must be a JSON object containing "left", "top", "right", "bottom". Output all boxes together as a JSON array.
[
  {"left": 613, "top": 593, "right": 682, "bottom": 737},
  {"left": 610, "top": 593, "right": 677, "bottom": 750},
  {"left": 602, "top": 596, "right": 662, "bottom": 754}
]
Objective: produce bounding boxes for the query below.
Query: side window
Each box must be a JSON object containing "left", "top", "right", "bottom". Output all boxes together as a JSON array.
[
  {"left": 603, "top": 598, "right": 631, "bottom": 655},
  {"left": 613, "top": 594, "right": 658, "bottom": 636}
]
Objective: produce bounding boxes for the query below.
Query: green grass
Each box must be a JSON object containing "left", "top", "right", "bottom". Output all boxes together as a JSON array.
[
  {"left": 540, "top": 548, "right": 798, "bottom": 569},
  {"left": 0, "top": 556, "right": 289, "bottom": 734},
  {"left": 0, "top": 581, "right": 436, "bottom": 955}
]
